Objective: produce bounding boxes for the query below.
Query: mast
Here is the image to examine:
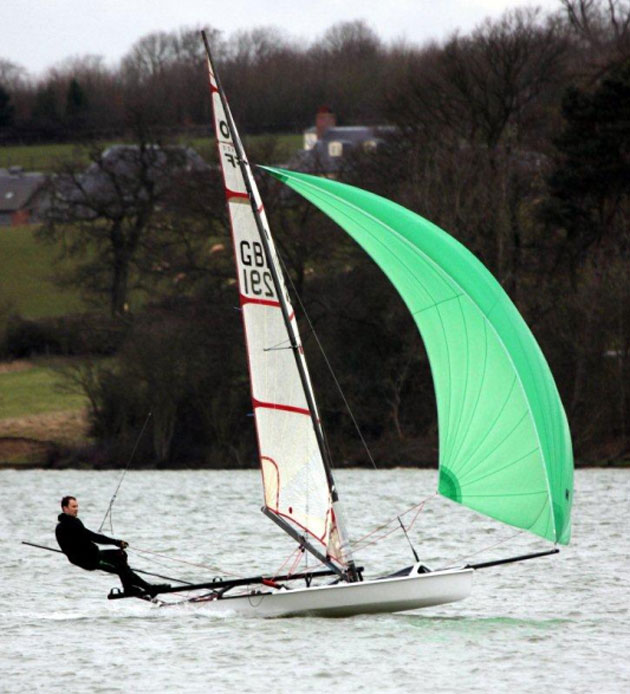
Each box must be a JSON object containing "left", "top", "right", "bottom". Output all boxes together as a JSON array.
[{"left": 201, "top": 32, "right": 359, "bottom": 581}]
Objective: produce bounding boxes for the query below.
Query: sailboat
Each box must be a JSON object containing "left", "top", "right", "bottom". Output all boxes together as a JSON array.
[{"left": 110, "top": 33, "right": 573, "bottom": 617}]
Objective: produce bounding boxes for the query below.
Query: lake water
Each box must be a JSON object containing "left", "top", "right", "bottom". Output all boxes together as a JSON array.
[{"left": 2, "top": 467, "right": 628, "bottom": 693}]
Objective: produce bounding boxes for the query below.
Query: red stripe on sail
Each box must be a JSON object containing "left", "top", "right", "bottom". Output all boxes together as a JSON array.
[
  {"left": 240, "top": 295, "right": 281, "bottom": 308},
  {"left": 226, "top": 189, "right": 248, "bottom": 201},
  {"left": 253, "top": 398, "right": 311, "bottom": 416}
]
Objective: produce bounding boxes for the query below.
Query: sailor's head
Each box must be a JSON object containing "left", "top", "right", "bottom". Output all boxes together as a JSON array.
[{"left": 61, "top": 496, "right": 79, "bottom": 517}]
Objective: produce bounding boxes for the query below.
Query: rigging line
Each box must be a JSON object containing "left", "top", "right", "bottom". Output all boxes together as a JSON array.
[
  {"left": 21, "top": 541, "right": 193, "bottom": 585},
  {"left": 351, "top": 524, "right": 401, "bottom": 553},
  {"left": 130, "top": 567, "right": 194, "bottom": 585},
  {"left": 352, "top": 518, "right": 408, "bottom": 550},
  {"left": 287, "top": 548, "right": 305, "bottom": 576},
  {"left": 127, "top": 550, "right": 195, "bottom": 576},
  {"left": 271, "top": 546, "right": 306, "bottom": 583},
  {"left": 350, "top": 495, "right": 433, "bottom": 553},
  {"left": 350, "top": 494, "right": 434, "bottom": 548},
  {"left": 130, "top": 544, "right": 242, "bottom": 578},
  {"left": 271, "top": 546, "right": 301, "bottom": 580},
  {"left": 275, "top": 251, "right": 378, "bottom": 470},
  {"left": 405, "top": 495, "right": 432, "bottom": 532},
  {"left": 263, "top": 336, "right": 293, "bottom": 351},
  {"left": 444, "top": 528, "right": 526, "bottom": 569},
  {"left": 98, "top": 411, "right": 153, "bottom": 534}
]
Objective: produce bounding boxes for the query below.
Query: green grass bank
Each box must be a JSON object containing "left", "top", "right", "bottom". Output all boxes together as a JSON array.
[{"left": 0, "top": 226, "right": 87, "bottom": 319}]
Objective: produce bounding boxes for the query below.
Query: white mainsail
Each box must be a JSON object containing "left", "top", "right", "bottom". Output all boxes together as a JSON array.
[{"left": 205, "top": 48, "right": 348, "bottom": 565}]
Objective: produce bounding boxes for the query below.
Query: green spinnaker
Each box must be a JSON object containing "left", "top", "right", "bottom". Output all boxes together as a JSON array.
[{"left": 262, "top": 166, "right": 573, "bottom": 545}]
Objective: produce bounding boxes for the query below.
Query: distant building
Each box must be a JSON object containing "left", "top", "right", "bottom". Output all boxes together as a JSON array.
[
  {"left": 294, "top": 106, "right": 392, "bottom": 175},
  {"left": 50, "top": 144, "right": 210, "bottom": 220},
  {"left": 79, "top": 144, "right": 209, "bottom": 194},
  {"left": 0, "top": 167, "right": 46, "bottom": 226}
]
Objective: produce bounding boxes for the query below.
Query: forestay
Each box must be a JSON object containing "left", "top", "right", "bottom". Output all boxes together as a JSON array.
[
  {"left": 262, "top": 167, "right": 573, "bottom": 546},
  {"left": 205, "top": 54, "right": 344, "bottom": 561}
]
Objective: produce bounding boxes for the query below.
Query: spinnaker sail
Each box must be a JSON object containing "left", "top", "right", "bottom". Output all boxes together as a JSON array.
[
  {"left": 204, "top": 48, "right": 352, "bottom": 565},
  {"left": 261, "top": 167, "right": 573, "bottom": 546}
]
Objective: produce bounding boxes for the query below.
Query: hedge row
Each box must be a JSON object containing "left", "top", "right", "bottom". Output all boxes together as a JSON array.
[{"left": 0, "top": 313, "right": 128, "bottom": 358}]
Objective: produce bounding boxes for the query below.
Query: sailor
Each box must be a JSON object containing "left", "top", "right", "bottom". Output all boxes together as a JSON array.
[{"left": 55, "top": 495, "right": 168, "bottom": 597}]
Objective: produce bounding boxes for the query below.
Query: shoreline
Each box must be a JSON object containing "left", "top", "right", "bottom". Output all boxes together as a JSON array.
[{"left": 2, "top": 456, "right": 628, "bottom": 471}]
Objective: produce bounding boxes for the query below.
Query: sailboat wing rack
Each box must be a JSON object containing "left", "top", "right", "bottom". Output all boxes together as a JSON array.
[{"left": 106, "top": 567, "right": 355, "bottom": 600}]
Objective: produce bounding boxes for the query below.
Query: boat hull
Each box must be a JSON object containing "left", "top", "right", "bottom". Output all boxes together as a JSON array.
[{"left": 190, "top": 567, "right": 474, "bottom": 618}]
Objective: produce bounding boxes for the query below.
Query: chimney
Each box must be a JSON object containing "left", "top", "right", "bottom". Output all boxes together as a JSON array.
[{"left": 316, "top": 106, "right": 336, "bottom": 139}]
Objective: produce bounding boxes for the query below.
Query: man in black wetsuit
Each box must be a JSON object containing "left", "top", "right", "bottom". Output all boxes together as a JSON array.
[{"left": 55, "top": 495, "right": 168, "bottom": 597}]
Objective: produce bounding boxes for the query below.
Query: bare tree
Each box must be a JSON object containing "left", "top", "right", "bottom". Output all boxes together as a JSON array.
[
  {"left": 559, "top": 1, "right": 630, "bottom": 79},
  {"left": 0, "top": 58, "right": 28, "bottom": 90},
  {"left": 121, "top": 26, "right": 220, "bottom": 128},
  {"left": 562, "top": 0, "right": 630, "bottom": 48},
  {"left": 377, "top": 8, "right": 570, "bottom": 300},
  {"left": 391, "top": 8, "right": 569, "bottom": 150},
  {"left": 39, "top": 131, "right": 211, "bottom": 316}
]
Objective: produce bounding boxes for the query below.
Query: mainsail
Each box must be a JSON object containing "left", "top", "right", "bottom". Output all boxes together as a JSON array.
[
  {"left": 262, "top": 167, "right": 573, "bottom": 546},
  {"left": 204, "top": 44, "right": 351, "bottom": 566}
]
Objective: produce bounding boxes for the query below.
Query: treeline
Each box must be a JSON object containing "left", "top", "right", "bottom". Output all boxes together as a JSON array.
[
  {"left": 5, "top": 1, "right": 617, "bottom": 141},
  {"left": 1, "top": 19, "right": 403, "bottom": 142},
  {"left": 3, "top": 1, "right": 630, "bottom": 466}
]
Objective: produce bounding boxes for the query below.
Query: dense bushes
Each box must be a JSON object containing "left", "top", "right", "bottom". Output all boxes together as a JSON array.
[
  {"left": 0, "top": 301, "right": 11, "bottom": 358},
  {"left": 73, "top": 289, "right": 257, "bottom": 468},
  {"left": 4, "top": 313, "right": 128, "bottom": 358}
]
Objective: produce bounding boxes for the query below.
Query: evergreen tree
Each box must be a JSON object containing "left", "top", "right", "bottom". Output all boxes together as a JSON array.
[
  {"left": 65, "top": 77, "right": 88, "bottom": 130},
  {"left": 31, "top": 84, "right": 61, "bottom": 138},
  {"left": 542, "top": 60, "right": 630, "bottom": 270},
  {"left": 0, "top": 84, "right": 14, "bottom": 127}
]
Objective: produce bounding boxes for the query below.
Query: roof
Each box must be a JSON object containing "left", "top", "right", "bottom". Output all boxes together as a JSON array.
[
  {"left": 78, "top": 144, "right": 209, "bottom": 197},
  {"left": 49, "top": 144, "right": 211, "bottom": 220},
  {"left": 322, "top": 125, "right": 385, "bottom": 145},
  {"left": 86, "top": 144, "right": 208, "bottom": 175},
  {"left": 0, "top": 167, "right": 46, "bottom": 212}
]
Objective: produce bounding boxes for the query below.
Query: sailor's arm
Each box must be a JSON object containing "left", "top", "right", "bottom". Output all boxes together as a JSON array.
[{"left": 86, "top": 528, "right": 128, "bottom": 548}]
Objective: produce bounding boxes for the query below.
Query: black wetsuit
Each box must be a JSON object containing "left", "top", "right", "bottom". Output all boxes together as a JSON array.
[{"left": 55, "top": 513, "right": 150, "bottom": 592}]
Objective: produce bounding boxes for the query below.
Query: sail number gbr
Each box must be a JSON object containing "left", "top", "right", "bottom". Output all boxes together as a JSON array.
[{"left": 240, "top": 240, "right": 274, "bottom": 298}]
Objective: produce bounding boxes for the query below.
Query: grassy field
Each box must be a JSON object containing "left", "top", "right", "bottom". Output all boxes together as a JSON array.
[
  {"left": 0, "top": 359, "right": 89, "bottom": 463},
  {"left": 0, "top": 226, "right": 87, "bottom": 318},
  {"left": 0, "top": 133, "right": 303, "bottom": 172},
  {"left": 0, "top": 359, "right": 86, "bottom": 420},
  {"left": 0, "top": 223, "right": 90, "bottom": 462},
  {"left": 0, "top": 142, "right": 92, "bottom": 172}
]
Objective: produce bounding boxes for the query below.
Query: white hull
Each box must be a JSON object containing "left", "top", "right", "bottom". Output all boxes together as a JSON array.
[{"left": 188, "top": 567, "right": 474, "bottom": 618}]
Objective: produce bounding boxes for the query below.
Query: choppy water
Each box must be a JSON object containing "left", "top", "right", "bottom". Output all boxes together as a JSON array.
[{"left": 2, "top": 467, "right": 629, "bottom": 693}]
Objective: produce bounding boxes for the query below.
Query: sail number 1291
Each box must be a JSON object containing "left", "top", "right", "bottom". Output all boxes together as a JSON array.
[{"left": 240, "top": 240, "right": 274, "bottom": 298}]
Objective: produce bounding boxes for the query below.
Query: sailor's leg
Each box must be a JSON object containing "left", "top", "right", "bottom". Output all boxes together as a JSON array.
[{"left": 98, "top": 549, "right": 151, "bottom": 592}]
